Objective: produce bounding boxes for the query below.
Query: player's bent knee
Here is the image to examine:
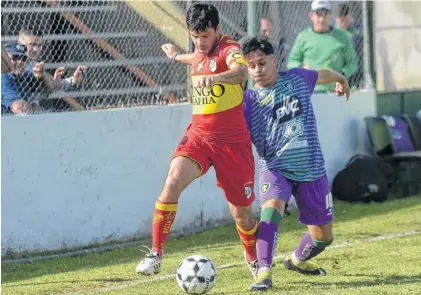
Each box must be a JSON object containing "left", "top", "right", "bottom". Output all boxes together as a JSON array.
[
  {"left": 229, "top": 205, "right": 254, "bottom": 229},
  {"left": 165, "top": 156, "right": 201, "bottom": 191},
  {"left": 261, "top": 198, "right": 286, "bottom": 214},
  {"left": 308, "top": 223, "right": 334, "bottom": 242}
]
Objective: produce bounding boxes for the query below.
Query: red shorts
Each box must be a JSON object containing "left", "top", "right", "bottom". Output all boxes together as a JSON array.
[{"left": 172, "top": 130, "right": 255, "bottom": 207}]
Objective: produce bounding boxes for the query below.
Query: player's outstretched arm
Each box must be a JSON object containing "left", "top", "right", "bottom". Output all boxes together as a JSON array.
[
  {"left": 174, "top": 53, "right": 196, "bottom": 64},
  {"left": 161, "top": 43, "right": 196, "bottom": 64},
  {"left": 213, "top": 63, "right": 248, "bottom": 85},
  {"left": 316, "top": 69, "right": 346, "bottom": 85},
  {"left": 316, "top": 69, "right": 350, "bottom": 101}
]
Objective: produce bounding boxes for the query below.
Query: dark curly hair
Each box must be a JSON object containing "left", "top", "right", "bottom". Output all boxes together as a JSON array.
[
  {"left": 241, "top": 36, "right": 274, "bottom": 56},
  {"left": 186, "top": 2, "right": 219, "bottom": 32}
]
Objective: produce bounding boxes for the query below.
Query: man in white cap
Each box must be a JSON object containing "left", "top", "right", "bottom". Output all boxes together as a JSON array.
[{"left": 287, "top": 0, "right": 358, "bottom": 93}]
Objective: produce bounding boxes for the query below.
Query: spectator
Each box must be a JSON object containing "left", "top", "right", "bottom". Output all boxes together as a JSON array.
[
  {"left": 287, "top": 0, "right": 357, "bottom": 93},
  {"left": 335, "top": 2, "right": 364, "bottom": 88},
  {"left": 18, "top": 29, "right": 86, "bottom": 91},
  {"left": 237, "top": 18, "right": 289, "bottom": 71},
  {"left": 335, "top": 3, "right": 362, "bottom": 38},
  {"left": 18, "top": 29, "right": 43, "bottom": 68},
  {"left": 260, "top": 18, "right": 289, "bottom": 71},
  {"left": 233, "top": 19, "right": 247, "bottom": 43},
  {"left": 1, "top": 41, "right": 56, "bottom": 115}
]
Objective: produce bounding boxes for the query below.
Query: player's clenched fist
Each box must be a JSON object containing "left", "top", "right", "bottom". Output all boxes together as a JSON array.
[
  {"left": 196, "top": 76, "right": 215, "bottom": 88},
  {"left": 161, "top": 43, "right": 178, "bottom": 60}
]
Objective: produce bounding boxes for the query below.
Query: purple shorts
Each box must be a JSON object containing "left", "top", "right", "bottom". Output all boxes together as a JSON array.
[{"left": 259, "top": 170, "right": 334, "bottom": 225}]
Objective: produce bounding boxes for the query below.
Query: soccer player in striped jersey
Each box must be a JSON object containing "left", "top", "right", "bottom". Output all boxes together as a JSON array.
[{"left": 241, "top": 36, "right": 350, "bottom": 291}]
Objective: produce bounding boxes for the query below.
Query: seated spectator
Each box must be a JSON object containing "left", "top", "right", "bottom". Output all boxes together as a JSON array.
[
  {"left": 1, "top": 41, "right": 56, "bottom": 115},
  {"left": 18, "top": 29, "right": 86, "bottom": 91},
  {"left": 335, "top": 2, "right": 364, "bottom": 88},
  {"left": 287, "top": 0, "right": 357, "bottom": 93}
]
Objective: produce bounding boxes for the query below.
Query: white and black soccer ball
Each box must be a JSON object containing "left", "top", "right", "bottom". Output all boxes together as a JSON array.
[{"left": 176, "top": 255, "right": 217, "bottom": 294}]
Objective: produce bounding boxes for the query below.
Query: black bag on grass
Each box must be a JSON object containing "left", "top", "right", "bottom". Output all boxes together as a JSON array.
[{"left": 332, "top": 155, "right": 395, "bottom": 203}]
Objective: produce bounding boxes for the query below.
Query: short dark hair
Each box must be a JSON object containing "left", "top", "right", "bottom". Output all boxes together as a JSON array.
[
  {"left": 241, "top": 36, "right": 274, "bottom": 56},
  {"left": 336, "top": 3, "right": 351, "bottom": 17},
  {"left": 186, "top": 3, "right": 219, "bottom": 32}
]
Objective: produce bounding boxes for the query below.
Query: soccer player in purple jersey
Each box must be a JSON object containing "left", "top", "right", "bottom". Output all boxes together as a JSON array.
[{"left": 241, "top": 36, "right": 350, "bottom": 291}]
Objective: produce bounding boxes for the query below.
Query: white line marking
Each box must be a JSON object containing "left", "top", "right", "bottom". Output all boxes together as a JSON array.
[{"left": 80, "top": 230, "right": 421, "bottom": 294}]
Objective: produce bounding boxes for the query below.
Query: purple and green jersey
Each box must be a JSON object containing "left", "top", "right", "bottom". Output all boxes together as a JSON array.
[{"left": 243, "top": 68, "right": 326, "bottom": 182}]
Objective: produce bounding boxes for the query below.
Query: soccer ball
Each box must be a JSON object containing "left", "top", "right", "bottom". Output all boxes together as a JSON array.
[{"left": 176, "top": 255, "right": 217, "bottom": 294}]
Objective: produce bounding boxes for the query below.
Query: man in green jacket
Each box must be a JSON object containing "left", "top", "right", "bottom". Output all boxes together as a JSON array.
[{"left": 287, "top": 0, "right": 357, "bottom": 93}]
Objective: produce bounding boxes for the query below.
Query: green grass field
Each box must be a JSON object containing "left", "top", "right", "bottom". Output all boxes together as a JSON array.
[{"left": 2, "top": 197, "right": 421, "bottom": 295}]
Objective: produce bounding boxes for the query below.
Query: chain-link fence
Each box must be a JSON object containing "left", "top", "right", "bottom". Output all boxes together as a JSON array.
[{"left": 1, "top": 0, "right": 369, "bottom": 115}]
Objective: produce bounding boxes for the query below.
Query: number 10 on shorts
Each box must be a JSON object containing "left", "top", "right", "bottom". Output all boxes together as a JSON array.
[{"left": 325, "top": 192, "right": 333, "bottom": 210}]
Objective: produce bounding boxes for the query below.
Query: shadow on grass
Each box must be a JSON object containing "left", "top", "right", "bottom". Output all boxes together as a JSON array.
[
  {"left": 3, "top": 277, "right": 133, "bottom": 288},
  {"left": 283, "top": 274, "right": 421, "bottom": 289},
  {"left": 2, "top": 196, "right": 420, "bottom": 284}
]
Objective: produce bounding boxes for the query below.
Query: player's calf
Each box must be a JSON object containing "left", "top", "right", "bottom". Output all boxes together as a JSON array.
[
  {"left": 136, "top": 199, "right": 176, "bottom": 275},
  {"left": 136, "top": 156, "right": 201, "bottom": 275},
  {"left": 256, "top": 200, "right": 284, "bottom": 269},
  {"left": 237, "top": 220, "right": 258, "bottom": 278},
  {"left": 229, "top": 204, "right": 258, "bottom": 278},
  {"left": 247, "top": 199, "right": 283, "bottom": 289},
  {"left": 231, "top": 205, "right": 257, "bottom": 259}
]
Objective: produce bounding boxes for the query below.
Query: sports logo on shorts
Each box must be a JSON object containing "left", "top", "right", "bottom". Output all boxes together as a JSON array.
[
  {"left": 261, "top": 182, "right": 270, "bottom": 194},
  {"left": 210, "top": 58, "right": 217, "bottom": 72},
  {"left": 244, "top": 185, "right": 252, "bottom": 199}
]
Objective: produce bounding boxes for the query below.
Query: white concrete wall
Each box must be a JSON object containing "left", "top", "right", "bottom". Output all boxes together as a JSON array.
[
  {"left": 374, "top": 1, "right": 421, "bottom": 91},
  {"left": 1, "top": 89, "right": 376, "bottom": 254}
]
